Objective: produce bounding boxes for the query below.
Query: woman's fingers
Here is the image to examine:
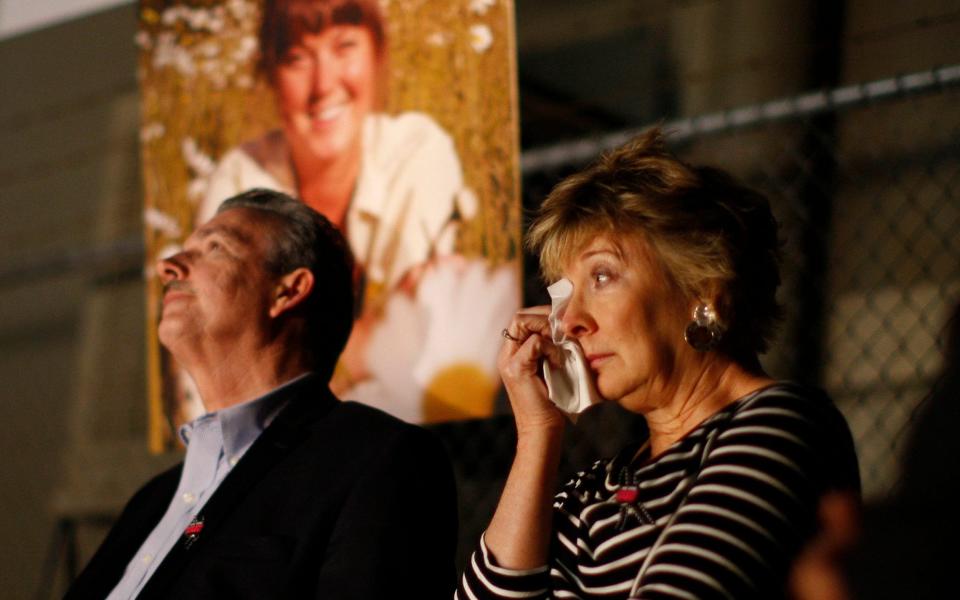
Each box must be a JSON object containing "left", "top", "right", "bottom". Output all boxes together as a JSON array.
[
  {"left": 501, "top": 307, "right": 552, "bottom": 347},
  {"left": 539, "top": 336, "right": 565, "bottom": 370},
  {"left": 497, "top": 307, "right": 569, "bottom": 431},
  {"left": 503, "top": 331, "right": 548, "bottom": 375},
  {"left": 500, "top": 307, "right": 565, "bottom": 370}
]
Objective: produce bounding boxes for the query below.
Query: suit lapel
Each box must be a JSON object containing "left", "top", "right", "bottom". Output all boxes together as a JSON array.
[{"left": 137, "top": 375, "right": 337, "bottom": 599}]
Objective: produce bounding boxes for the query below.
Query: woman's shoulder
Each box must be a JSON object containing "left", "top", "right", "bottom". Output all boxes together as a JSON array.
[
  {"left": 735, "top": 380, "right": 841, "bottom": 417},
  {"left": 198, "top": 130, "right": 292, "bottom": 224},
  {"left": 363, "top": 112, "right": 458, "bottom": 164},
  {"left": 366, "top": 111, "right": 449, "bottom": 138},
  {"left": 723, "top": 380, "right": 860, "bottom": 490},
  {"left": 720, "top": 380, "right": 850, "bottom": 435},
  {"left": 355, "top": 112, "right": 465, "bottom": 219},
  {"left": 210, "top": 142, "right": 257, "bottom": 171},
  {"left": 240, "top": 130, "right": 287, "bottom": 167},
  {"left": 206, "top": 130, "right": 288, "bottom": 183}
]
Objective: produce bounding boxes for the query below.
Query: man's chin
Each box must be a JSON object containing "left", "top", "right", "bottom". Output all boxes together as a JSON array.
[{"left": 157, "top": 321, "right": 189, "bottom": 355}]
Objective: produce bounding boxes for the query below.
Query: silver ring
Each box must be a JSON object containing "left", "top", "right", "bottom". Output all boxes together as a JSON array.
[{"left": 501, "top": 328, "right": 521, "bottom": 342}]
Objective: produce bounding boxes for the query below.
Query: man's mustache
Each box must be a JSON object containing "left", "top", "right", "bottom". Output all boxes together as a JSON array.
[{"left": 163, "top": 280, "right": 194, "bottom": 296}]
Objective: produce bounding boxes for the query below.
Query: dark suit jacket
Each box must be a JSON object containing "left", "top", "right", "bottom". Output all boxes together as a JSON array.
[{"left": 66, "top": 375, "right": 458, "bottom": 599}]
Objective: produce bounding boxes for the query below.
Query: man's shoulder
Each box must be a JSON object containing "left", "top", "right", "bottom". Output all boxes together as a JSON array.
[
  {"left": 318, "top": 400, "right": 439, "bottom": 449},
  {"left": 247, "top": 381, "right": 453, "bottom": 485},
  {"left": 329, "top": 398, "right": 415, "bottom": 423},
  {"left": 282, "top": 394, "right": 445, "bottom": 458}
]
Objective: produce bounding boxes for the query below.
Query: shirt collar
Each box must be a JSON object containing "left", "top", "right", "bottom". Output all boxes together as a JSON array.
[
  {"left": 178, "top": 372, "right": 312, "bottom": 461},
  {"left": 352, "top": 114, "right": 385, "bottom": 217}
]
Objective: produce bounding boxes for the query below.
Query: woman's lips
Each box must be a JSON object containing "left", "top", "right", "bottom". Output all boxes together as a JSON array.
[
  {"left": 310, "top": 102, "right": 348, "bottom": 124},
  {"left": 586, "top": 353, "right": 613, "bottom": 369}
]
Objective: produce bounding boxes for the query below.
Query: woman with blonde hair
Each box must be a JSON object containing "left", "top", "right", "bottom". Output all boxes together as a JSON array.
[{"left": 459, "top": 129, "right": 859, "bottom": 599}]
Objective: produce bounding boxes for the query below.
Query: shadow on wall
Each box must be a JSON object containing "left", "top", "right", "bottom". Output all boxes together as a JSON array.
[{"left": 847, "top": 300, "right": 960, "bottom": 599}]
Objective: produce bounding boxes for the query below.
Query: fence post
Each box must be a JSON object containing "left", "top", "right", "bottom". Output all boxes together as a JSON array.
[{"left": 790, "top": 0, "right": 846, "bottom": 386}]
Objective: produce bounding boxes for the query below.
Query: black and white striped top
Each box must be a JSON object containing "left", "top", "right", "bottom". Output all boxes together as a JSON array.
[{"left": 458, "top": 382, "right": 859, "bottom": 599}]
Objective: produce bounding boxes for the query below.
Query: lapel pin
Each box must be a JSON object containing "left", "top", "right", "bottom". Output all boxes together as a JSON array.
[{"left": 183, "top": 515, "right": 204, "bottom": 549}]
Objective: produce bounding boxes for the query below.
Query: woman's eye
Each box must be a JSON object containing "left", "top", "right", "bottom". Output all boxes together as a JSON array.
[
  {"left": 282, "top": 49, "right": 309, "bottom": 65},
  {"left": 592, "top": 270, "right": 611, "bottom": 285},
  {"left": 336, "top": 37, "right": 358, "bottom": 52}
]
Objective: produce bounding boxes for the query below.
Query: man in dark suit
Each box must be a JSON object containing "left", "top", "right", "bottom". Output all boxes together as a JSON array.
[{"left": 66, "top": 189, "right": 457, "bottom": 599}]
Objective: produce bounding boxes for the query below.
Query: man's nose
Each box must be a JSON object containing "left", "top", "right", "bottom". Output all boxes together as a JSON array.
[{"left": 157, "top": 252, "right": 187, "bottom": 284}]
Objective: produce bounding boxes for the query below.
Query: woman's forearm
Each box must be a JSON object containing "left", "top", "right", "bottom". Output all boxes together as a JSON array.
[
  {"left": 483, "top": 424, "right": 565, "bottom": 569},
  {"left": 487, "top": 306, "right": 567, "bottom": 569}
]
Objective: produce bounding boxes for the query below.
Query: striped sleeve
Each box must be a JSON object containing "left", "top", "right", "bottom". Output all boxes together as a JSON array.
[
  {"left": 633, "top": 390, "right": 857, "bottom": 598},
  {"left": 456, "top": 533, "right": 550, "bottom": 600}
]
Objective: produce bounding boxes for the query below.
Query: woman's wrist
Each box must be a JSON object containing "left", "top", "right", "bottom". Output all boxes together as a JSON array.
[
  {"left": 503, "top": 380, "right": 566, "bottom": 438},
  {"left": 515, "top": 421, "right": 565, "bottom": 466},
  {"left": 515, "top": 416, "right": 566, "bottom": 442}
]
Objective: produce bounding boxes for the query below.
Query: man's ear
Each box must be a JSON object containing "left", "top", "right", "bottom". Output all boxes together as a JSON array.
[{"left": 270, "top": 268, "right": 315, "bottom": 318}]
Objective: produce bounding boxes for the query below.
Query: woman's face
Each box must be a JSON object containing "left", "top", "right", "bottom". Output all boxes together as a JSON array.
[
  {"left": 274, "top": 25, "right": 379, "bottom": 163},
  {"left": 559, "top": 232, "right": 693, "bottom": 412}
]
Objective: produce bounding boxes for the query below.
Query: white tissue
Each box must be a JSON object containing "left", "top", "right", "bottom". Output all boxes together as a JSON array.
[{"left": 542, "top": 278, "right": 602, "bottom": 421}]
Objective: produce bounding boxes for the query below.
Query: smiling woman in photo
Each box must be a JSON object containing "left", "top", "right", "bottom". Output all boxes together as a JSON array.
[
  {"left": 192, "top": 0, "right": 513, "bottom": 421},
  {"left": 199, "top": 0, "right": 471, "bottom": 266}
]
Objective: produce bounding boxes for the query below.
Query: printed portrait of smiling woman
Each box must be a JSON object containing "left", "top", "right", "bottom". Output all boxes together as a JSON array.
[
  {"left": 189, "top": 0, "right": 514, "bottom": 422},
  {"left": 269, "top": 15, "right": 381, "bottom": 219}
]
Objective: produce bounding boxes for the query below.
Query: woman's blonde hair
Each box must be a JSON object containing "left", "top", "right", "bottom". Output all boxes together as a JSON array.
[{"left": 527, "top": 127, "right": 783, "bottom": 357}]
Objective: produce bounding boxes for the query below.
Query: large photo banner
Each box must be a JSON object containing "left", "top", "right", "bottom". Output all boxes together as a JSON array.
[{"left": 138, "top": 0, "right": 521, "bottom": 451}]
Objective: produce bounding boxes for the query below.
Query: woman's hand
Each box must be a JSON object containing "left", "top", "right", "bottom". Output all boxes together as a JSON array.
[
  {"left": 498, "top": 307, "right": 566, "bottom": 435},
  {"left": 483, "top": 307, "right": 568, "bottom": 570}
]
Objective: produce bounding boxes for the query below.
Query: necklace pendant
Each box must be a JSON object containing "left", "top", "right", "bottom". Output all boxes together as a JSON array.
[
  {"left": 613, "top": 466, "right": 645, "bottom": 530},
  {"left": 615, "top": 486, "right": 638, "bottom": 504}
]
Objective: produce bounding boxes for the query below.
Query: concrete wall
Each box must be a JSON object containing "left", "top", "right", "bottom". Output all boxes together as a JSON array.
[{"left": 0, "top": 6, "right": 177, "bottom": 598}]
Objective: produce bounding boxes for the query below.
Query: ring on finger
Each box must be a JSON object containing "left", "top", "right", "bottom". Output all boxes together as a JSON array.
[{"left": 501, "top": 328, "right": 521, "bottom": 343}]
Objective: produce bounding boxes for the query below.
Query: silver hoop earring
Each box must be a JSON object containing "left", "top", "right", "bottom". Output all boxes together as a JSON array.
[{"left": 684, "top": 303, "right": 722, "bottom": 352}]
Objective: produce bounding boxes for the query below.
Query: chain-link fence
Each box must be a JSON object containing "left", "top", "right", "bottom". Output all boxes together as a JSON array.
[{"left": 433, "top": 65, "right": 960, "bottom": 570}]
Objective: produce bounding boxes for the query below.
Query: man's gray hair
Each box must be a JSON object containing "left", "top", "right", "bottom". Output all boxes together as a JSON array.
[{"left": 218, "top": 188, "right": 355, "bottom": 378}]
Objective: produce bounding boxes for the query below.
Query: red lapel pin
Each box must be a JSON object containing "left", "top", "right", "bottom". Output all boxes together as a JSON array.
[{"left": 183, "top": 515, "right": 204, "bottom": 549}]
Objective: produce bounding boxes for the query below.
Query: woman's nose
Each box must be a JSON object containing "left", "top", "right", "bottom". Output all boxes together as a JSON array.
[
  {"left": 310, "top": 52, "right": 337, "bottom": 97},
  {"left": 560, "top": 290, "right": 592, "bottom": 339}
]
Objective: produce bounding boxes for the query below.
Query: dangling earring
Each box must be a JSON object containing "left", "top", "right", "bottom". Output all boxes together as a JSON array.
[{"left": 684, "top": 303, "right": 722, "bottom": 351}]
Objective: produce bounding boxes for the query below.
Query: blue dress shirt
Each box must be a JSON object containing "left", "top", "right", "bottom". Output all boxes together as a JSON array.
[{"left": 105, "top": 374, "right": 306, "bottom": 599}]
